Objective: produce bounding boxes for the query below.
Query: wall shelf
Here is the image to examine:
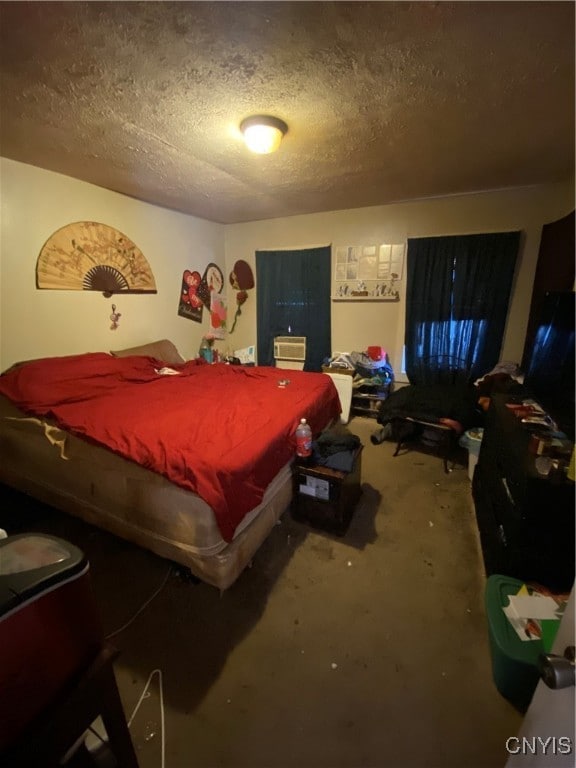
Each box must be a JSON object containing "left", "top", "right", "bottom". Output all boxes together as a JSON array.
[{"left": 331, "top": 296, "right": 399, "bottom": 302}]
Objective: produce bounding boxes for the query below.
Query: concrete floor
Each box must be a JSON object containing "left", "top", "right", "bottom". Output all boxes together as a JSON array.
[{"left": 1, "top": 416, "right": 523, "bottom": 768}]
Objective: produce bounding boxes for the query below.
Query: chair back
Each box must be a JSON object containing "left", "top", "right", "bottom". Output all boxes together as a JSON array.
[{"left": 409, "top": 355, "right": 470, "bottom": 386}]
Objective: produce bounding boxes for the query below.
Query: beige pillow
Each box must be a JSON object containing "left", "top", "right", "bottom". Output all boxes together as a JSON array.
[{"left": 110, "top": 339, "right": 185, "bottom": 365}]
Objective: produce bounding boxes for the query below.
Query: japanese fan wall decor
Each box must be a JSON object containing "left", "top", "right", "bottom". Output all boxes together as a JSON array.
[{"left": 36, "top": 221, "right": 157, "bottom": 297}]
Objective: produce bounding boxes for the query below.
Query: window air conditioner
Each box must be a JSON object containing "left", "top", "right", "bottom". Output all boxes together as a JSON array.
[{"left": 274, "top": 336, "right": 307, "bottom": 361}]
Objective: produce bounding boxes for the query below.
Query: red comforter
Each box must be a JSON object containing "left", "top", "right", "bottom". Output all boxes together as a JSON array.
[{"left": 0, "top": 354, "right": 341, "bottom": 541}]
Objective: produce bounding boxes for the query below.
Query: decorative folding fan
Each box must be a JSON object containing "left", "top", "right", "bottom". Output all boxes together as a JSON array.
[{"left": 36, "top": 221, "right": 157, "bottom": 297}]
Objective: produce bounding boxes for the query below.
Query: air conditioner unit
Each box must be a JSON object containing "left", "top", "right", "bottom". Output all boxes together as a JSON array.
[{"left": 274, "top": 336, "right": 306, "bottom": 361}]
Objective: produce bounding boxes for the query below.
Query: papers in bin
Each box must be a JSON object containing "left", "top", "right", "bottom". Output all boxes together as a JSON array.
[{"left": 502, "top": 585, "right": 565, "bottom": 644}]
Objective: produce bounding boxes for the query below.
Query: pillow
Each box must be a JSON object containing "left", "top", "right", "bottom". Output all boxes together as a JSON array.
[{"left": 110, "top": 339, "right": 185, "bottom": 365}]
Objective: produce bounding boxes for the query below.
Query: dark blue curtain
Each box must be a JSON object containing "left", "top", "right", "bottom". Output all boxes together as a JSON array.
[
  {"left": 405, "top": 232, "right": 520, "bottom": 383},
  {"left": 524, "top": 291, "right": 575, "bottom": 436},
  {"left": 256, "top": 246, "right": 331, "bottom": 371}
]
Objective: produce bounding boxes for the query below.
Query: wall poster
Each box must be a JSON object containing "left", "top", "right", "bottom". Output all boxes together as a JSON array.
[
  {"left": 332, "top": 243, "right": 405, "bottom": 300},
  {"left": 178, "top": 269, "right": 204, "bottom": 323},
  {"left": 178, "top": 263, "right": 225, "bottom": 324}
]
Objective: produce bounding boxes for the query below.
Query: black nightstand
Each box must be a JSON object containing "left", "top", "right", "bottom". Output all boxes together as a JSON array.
[{"left": 291, "top": 446, "right": 363, "bottom": 536}]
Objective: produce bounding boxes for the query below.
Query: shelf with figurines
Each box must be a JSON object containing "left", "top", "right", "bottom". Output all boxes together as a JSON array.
[{"left": 332, "top": 279, "right": 400, "bottom": 302}]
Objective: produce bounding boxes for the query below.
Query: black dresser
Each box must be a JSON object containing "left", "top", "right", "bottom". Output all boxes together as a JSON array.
[{"left": 472, "top": 394, "right": 575, "bottom": 592}]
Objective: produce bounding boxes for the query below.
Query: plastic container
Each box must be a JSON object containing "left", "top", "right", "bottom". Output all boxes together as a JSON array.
[
  {"left": 0, "top": 534, "right": 102, "bottom": 751},
  {"left": 459, "top": 427, "right": 484, "bottom": 480},
  {"left": 295, "top": 418, "right": 312, "bottom": 458},
  {"left": 367, "top": 346, "right": 386, "bottom": 361},
  {"left": 199, "top": 339, "right": 213, "bottom": 364},
  {"left": 485, "top": 574, "right": 543, "bottom": 712}
]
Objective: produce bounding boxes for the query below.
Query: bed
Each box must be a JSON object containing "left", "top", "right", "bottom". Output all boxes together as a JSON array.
[{"left": 0, "top": 343, "right": 341, "bottom": 589}]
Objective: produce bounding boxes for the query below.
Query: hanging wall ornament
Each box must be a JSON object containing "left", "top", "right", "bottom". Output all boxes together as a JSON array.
[
  {"left": 209, "top": 291, "right": 227, "bottom": 340},
  {"left": 36, "top": 221, "right": 157, "bottom": 298},
  {"left": 109, "top": 303, "right": 121, "bottom": 330},
  {"left": 228, "top": 260, "right": 255, "bottom": 333},
  {"left": 197, "top": 262, "right": 224, "bottom": 308},
  {"left": 178, "top": 269, "right": 203, "bottom": 323}
]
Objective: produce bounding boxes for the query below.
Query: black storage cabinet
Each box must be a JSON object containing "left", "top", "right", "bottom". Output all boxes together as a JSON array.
[
  {"left": 472, "top": 394, "right": 574, "bottom": 592},
  {"left": 292, "top": 447, "right": 363, "bottom": 536}
]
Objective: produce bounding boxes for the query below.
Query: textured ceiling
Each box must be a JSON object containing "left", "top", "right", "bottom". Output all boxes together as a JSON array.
[{"left": 0, "top": 1, "right": 574, "bottom": 224}]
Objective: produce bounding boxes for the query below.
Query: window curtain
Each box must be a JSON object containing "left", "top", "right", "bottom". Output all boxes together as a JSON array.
[
  {"left": 256, "top": 246, "right": 331, "bottom": 371},
  {"left": 405, "top": 232, "right": 520, "bottom": 383},
  {"left": 526, "top": 291, "right": 575, "bottom": 394}
]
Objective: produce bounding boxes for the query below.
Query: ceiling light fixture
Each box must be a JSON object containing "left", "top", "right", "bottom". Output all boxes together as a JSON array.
[{"left": 240, "top": 115, "right": 288, "bottom": 154}]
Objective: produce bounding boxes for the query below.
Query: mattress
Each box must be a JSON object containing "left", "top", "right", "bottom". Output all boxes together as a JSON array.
[
  {"left": 0, "top": 354, "right": 341, "bottom": 542},
  {"left": 0, "top": 395, "right": 293, "bottom": 590},
  {"left": 0, "top": 354, "right": 341, "bottom": 588}
]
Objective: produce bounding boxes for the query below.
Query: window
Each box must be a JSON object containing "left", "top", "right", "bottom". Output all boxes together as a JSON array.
[
  {"left": 256, "top": 246, "right": 331, "bottom": 371},
  {"left": 405, "top": 232, "right": 520, "bottom": 383},
  {"left": 413, "top": 319, "right": 487, "bottom": 364}
]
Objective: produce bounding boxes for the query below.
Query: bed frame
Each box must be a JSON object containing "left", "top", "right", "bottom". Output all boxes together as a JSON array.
[{"left": 0, "top": 395, "right": 293, "bottom": 591}]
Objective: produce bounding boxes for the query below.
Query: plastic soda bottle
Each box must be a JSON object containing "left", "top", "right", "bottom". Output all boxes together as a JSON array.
[{"left": 295, "top": 418, "right": 312, "bottom": 458}]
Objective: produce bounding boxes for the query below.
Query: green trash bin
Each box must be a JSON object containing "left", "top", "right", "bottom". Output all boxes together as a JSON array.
[{"left": 485, "top": 574, "right": 543, "bottom": 712}]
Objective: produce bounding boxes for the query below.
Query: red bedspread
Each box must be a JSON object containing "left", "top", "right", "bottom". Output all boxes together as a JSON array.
[{"left": 0, "top": 354, "right": 341, "bottom": 541}]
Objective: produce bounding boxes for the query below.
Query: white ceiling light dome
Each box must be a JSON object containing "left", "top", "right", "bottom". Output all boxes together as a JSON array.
[{"left": 240, "top": 115, "right": 288, "bottom": 154}]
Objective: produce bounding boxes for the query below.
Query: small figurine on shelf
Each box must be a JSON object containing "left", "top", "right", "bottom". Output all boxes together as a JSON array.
[{"left": 351, "top": 281, "right": 368, "bottom": 297}]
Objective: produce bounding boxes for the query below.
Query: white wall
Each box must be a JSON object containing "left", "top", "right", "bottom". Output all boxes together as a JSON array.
[
  {"left": 225, "top": 182, "right": 574, "bottom": 375},
  {"left": 1, "top": 156, "right": 573, "bottom": 375},
  {"left": 0, "top": 158, "right": 225, "bottom": 370}
]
